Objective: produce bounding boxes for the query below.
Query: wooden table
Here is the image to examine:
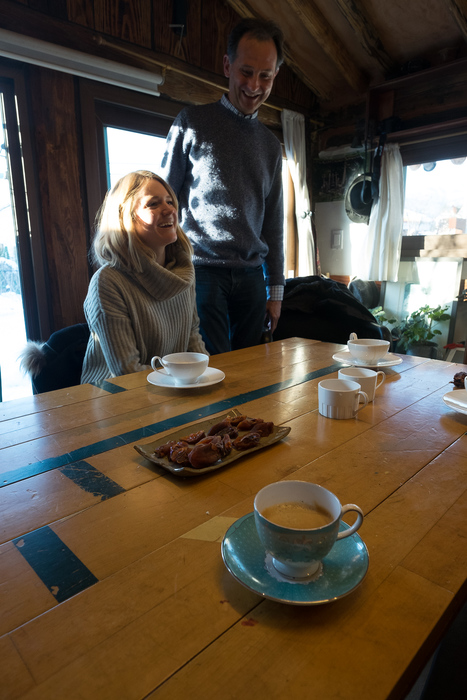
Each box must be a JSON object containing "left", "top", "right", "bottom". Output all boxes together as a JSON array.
[{"left": 1, "top": 338, "right": 466, "bottom": 700}]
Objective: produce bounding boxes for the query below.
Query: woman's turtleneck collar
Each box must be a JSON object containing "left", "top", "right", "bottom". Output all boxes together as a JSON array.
[{"left": 120, "top": 244, "right": 195, "bottom": 301}]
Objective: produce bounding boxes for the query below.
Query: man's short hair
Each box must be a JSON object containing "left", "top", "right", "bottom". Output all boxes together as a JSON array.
[{"left": 227, "top": 18, "right": 284, "bottom": 68}]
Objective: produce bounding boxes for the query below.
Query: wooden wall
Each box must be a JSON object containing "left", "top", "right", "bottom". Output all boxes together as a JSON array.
[
  {"left": 3, "top": 0, "right": 465, "bottom": 336},
  {"left": 0, "top": 0, "right": 316, "bottom": 335}
]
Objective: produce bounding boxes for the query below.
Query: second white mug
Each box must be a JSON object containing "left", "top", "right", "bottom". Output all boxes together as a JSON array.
[
  {"left": 318, "top": 378, "right": 368, "bottom": 419},
  {"left": 338, "top": 367, "right": 385, "bottom": 402}
]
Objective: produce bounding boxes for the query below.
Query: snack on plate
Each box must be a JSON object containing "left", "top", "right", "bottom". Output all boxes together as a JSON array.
[
  {"left": 451, "top": 371, "right": 467, "bottom": 388},
  {"left": 134, "top": 409, "right": 291, "bottom": 477},
  {"left": 152, "top": 415, "right": 274, "bottom": 469}
]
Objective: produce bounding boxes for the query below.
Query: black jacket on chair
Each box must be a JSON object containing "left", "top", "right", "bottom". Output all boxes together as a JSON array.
[{"left": 273, "top": 276, "right": 391, "bottom": 345}]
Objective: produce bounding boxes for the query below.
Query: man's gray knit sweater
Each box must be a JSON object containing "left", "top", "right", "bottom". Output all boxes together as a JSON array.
[{"left": 161, "top": 97, "right": 285, "bottom": 288}]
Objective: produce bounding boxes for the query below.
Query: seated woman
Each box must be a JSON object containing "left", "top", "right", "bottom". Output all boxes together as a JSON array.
[{"left": 81, "top": 170, "right": 206, "bottom": 383}]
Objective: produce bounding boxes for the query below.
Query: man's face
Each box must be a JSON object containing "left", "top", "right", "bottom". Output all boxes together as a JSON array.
[{"left": 223, "top": 35, "right": 279, "bottom": 115}]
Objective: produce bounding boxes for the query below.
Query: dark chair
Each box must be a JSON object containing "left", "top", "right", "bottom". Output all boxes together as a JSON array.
[
  {"left": 348, "top": 278, "right": 381, "bottom": 310},
  {"left": 19, "top": 323, "right": 90, "bottom": 394},
  {"left": 273, "top": 276, "right": 392, "bottom": 346}
]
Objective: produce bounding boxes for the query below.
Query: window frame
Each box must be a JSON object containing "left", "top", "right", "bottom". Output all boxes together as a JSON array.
[
  {"left": 0, "top": 61, "right": 50, "bottom": 340},
  {"left": 80, "top": 80, "right": 182, "bottom": 239}
]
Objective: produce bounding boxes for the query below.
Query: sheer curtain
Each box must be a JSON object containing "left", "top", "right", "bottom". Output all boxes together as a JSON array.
[
  {"left": 281, "top": 109, "right": 317, "bottom": 276},
  {"left": 357, "top": 143, "right": 404, "bottom": 281}
]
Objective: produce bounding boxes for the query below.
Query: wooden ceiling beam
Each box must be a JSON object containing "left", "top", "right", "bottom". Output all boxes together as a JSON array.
[
  {"left": 283, "top": 0, "right": 367, "bottom": 93},
  {"left": 336, "top": 0, "right": 395, "bottom": 74},
  {"left": 447, "top": 0, "right": 467, "bottom": 40},
  {"left": 225, "top": 0, "right": 331, "bottom": 100}
]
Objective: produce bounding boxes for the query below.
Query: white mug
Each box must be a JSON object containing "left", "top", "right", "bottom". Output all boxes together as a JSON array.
[
  {"left": 318, "top": 378, "right": 368, "bottom": 419},
  {"left": 254, "top": 481, "right": 364, "bottom": 579},
  {"left": 338, "top": 367, "right": 385, "bottom": 402},
  {"left": 150, "top": 352, "right": 209, "bottom": 385}
]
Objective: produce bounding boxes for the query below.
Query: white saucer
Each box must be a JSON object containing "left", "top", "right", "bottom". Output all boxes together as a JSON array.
[
  {"left": 332, "top": 349, "right": 402, "bottom": 369},
  {"left": 147, "top": 366, "right": 225, "bottom": 389},
  {"left": 442, "top": 389, "right": 467, "bottom": 416}
]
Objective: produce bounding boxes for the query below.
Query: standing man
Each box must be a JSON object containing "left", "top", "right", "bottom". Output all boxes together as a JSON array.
[{"left": 160, "top": 18, "right": 285, "bottom": 355}]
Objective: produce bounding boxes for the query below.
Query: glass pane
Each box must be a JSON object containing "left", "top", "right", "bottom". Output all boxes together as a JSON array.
[
  {"left": 105, "top": 127, "right": 167, "bottom": 188},
  {"left": 282, "top": 158, "right": 291, "bottom": 278},
  {"left": 0, "top": 92, "right": 32, "bottom": 401},
  {"left": 403, "top": 157, "right": 467, "bottom": 236}
]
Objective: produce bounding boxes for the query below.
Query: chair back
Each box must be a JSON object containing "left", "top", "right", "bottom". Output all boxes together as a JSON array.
[{"left": 20, "top": 323, "right": 90, "bottom": 394}]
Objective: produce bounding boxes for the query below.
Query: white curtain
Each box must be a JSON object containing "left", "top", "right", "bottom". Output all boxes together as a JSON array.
[
  {"left": 357, "top": 143, "right": 404, "bottom": 281},
  {"left": 281, "top": 109, "right": 317, "bottom": 276}
]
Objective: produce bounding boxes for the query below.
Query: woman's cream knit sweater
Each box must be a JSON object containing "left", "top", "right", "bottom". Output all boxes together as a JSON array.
[{"left": 80, "top": 245, "right": 206, "bottom": 383}]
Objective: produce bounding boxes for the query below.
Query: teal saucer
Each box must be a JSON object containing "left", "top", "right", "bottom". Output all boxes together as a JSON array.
[{"left": 221, "top": 512, "right": 369, "bottom": 606}]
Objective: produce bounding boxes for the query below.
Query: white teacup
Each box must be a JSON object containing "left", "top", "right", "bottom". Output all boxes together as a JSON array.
[
  {"left": 150, "top": 352, "right": 209, "bottom": 385},
  {"left": 338, "top": 367, "right": 385, "bottom": 402},
  {"left": 318, "top": 378, "right": 368, "bottom": 419},
  {"left": 347, "top": 338, "right": 390, "bottom": 364},
  {"left": 254, "top": 480, "right": 364, "bottom": 579}
]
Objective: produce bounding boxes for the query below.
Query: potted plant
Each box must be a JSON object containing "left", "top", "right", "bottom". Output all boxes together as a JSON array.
[
  {"left": 392, "top": 304, "right": 451, "bottom": 357},
  {"left": 370, "top": 306, "right": 397, "bottom": 329}
]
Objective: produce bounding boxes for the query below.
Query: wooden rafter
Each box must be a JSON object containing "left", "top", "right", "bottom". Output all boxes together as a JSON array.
[
  {"left": 336, "top": 0, "right": 395, "bottom": 73},
  {"left": 447, "top": 0, "right": 467, "bottom": 40},
  {"left": 225, "top": 0, "right": 331, "bottom": 99},
  {"left": 283, "top": 0, "right": 367, "bottom": 93}
]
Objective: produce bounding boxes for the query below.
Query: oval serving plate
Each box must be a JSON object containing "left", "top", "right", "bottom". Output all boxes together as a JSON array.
[{"left": 134, "top": 408, "right": 291, "bottom": 477}]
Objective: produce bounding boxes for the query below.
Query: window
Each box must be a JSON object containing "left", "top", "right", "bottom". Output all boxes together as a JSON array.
[
  {"left": 105, "top": 128, "right": 167, "bottom": 187},
  {"left": 403, "top": 157, "right": 467, "bottom": 236},
  {"left": 0, "top": 70, "right": 46, "bottom": 401},
  {"left": 282, "top": 158, "right": 296, "bottom": 279}
]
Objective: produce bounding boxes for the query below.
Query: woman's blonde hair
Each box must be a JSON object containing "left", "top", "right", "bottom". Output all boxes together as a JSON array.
[{"left": 92, "top": 170, "right": 192, "bottom": 270}]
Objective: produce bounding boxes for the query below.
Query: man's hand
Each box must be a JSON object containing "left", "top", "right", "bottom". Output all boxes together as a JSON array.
[{"left": 265, "top": 300, "right": 282, "bottom": 334}]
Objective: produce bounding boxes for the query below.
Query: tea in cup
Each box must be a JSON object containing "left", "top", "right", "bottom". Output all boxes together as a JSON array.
[
  {"left": 150, "top": 352, "right": 209, "bottom": 385},
  {"left": 347, "top": 338, "right": 390, "bottom": 364},
  {"left": 254, "top": 480, "right": 364, "bottom": 579},
  {"left": 318, "top": 378, "right": 368, "bottom": 419},
  {"left": 338, "top": 367, "right": 385, "bottom": 402}
]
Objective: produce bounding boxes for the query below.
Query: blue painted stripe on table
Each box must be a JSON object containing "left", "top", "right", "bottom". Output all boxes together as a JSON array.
[
  {"left": 60, "top": 460, "right": 126, "bottom": 499},
  {"left": 14, "top": 526, "right": 98, "bottom": 603},
  {"left": 89, "top": 380, "right": 127, "bottom": 393},
  {"left": 1, "top": 364, "right": 340, "bottom": 487}
]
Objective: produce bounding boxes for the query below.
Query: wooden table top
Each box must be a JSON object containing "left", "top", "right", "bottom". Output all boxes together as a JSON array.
[{"left": 1, "top": 338, "right": 466, "bottom": 700}]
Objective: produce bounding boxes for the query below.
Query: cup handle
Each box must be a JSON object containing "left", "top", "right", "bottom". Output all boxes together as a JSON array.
[
  {"left": 336, "top": 504, "right": 364, "bottom": 539},
  {"left": 151, "top": 356, "right": 163, "bottom": 371},
  {"left": 355, "top": 390, "right": 368, "bottom": 412},
  {"left": 375, "top": 371, "right": 385, "bottom": 389}
]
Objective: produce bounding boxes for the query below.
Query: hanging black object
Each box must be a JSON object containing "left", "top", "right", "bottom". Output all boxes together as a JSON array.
[
  {"left": 345, "top": 132, "right": 386, "bottom": 225},
  {"left": 171, "top": 0, "right": 187, "bottom": 37},
  {"left": 345, "top": 174, "right": 373, "bottom": 224},
  {"left": 371, "top": 132, "right": 387, "bottom": 200}
]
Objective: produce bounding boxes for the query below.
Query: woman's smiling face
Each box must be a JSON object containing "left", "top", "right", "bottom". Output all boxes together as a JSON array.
[{"left": 133, "top": 178, "right": 178, "bottom": 257}]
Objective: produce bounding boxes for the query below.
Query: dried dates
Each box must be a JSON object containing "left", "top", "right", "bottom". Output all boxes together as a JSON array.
[{"left": 152, "top": 414, "right": 274, "bottom": 469}]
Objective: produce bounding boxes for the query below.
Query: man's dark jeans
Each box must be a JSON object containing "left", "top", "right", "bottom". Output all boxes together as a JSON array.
[{"left": 195, "top": 266, "right": 267, "bottom": 355}]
